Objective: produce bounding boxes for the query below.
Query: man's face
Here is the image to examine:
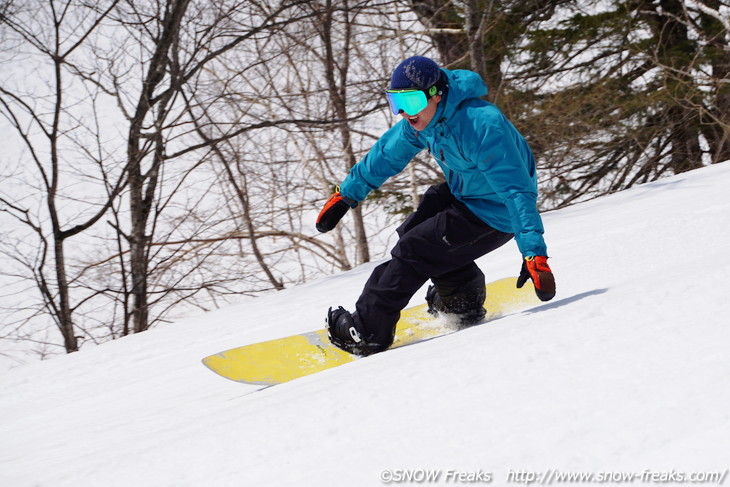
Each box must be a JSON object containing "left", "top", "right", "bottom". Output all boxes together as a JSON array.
[{"left": 401, "top": 94, "right": 441, "bottom": 132}]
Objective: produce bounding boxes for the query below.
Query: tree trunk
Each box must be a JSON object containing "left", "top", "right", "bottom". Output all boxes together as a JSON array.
[
  {"left": 126, "top": 0, "right": 191, "bottom": 333},
  {"left": 699, "top": 0, "right": 730, "bottom": 163},
  {"left": 319, "top": 0, "right": 370, "bottom": 263}
]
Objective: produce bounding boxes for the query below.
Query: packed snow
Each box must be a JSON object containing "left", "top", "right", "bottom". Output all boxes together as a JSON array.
[{"left": 1, "top": 162, "right": 729, "bottom": 486}]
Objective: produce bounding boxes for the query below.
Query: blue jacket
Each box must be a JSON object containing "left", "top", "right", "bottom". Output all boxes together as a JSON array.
[{"left": 340, "top": 68, "right": 548, "bottom": 257}]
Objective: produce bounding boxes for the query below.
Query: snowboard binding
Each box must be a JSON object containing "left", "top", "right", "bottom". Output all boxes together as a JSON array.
[
  {"left": 326, "top": 307, "right": 383, "bottom": 356},
  {"left": 425, "top": 285, "right": 486, "bottom": 325}
]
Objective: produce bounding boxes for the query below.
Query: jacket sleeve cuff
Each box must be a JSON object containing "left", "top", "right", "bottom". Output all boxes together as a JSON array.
[
  {"left": 340, "top": 193, "right": 358, "bottom": 208},
  {"left": 515, "top": 232, "right": 548, "bottom": 258}
]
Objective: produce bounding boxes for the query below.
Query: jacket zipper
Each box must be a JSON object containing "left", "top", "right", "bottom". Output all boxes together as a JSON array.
[{"left": 441, "top": 148, "right": 463, "bottom": 196}]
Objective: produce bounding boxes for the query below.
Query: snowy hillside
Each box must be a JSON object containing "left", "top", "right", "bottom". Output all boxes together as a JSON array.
[{"left": 1, "top": 162, "right": 729, "bottom": 487}]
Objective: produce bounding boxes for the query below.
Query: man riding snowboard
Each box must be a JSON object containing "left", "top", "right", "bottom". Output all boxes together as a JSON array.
[{"left": 316, "top": 56, "right": 556, "bottom": 356}]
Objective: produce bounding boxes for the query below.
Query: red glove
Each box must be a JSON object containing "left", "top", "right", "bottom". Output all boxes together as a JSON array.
[
  {"left": 516, "top": 256, "right": 556, "bottom": 302},
  {"left": 316, "top": 191, "right": 356, "bottom": 233}
]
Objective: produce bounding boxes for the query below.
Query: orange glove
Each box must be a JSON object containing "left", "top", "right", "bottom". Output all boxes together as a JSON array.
[
  {"left": 516, "top": 256, "right": 556, "bottom": 301},
  {"left": 316, "top": 191, "right": 356, "bottom": 233}
]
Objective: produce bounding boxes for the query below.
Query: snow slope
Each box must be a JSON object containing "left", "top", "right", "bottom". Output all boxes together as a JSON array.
[{"left": 1, "top": 163, "right": 729, "bottom": 487}]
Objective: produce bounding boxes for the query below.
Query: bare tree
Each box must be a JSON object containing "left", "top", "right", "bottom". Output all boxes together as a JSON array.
[
  {"left": 99, "top": 0, "right": 318, "bottom": 332},
  {"left": 197, "top": 0, "right": 432, "bottom": 278},
  {"left": 311, "top": 0, "right": 373, "bottom": 263},
  {"left": 0, "top": 0, "right": 123, "bottom": 353},
  {"left": 0, "top": 0, "right": 328, "bottom": 355}
]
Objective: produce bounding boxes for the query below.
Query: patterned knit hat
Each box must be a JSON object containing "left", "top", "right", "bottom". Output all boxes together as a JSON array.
[{"left": 390, "top": 56, "right": 441, "bottom": 90}]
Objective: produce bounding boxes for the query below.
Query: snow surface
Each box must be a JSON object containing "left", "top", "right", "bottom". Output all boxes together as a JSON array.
[{"left": 1, "top": 163, "right": 730, "bottom": 486}]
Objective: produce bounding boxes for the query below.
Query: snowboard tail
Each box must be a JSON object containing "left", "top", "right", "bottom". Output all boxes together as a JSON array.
[{"left": 202, "top": 277, "right": 539, "bottom": 386}]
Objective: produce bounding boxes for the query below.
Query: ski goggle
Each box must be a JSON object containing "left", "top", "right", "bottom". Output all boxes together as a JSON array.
[{"left": 385, "top": 86, "right": 438, "bottom": 116}]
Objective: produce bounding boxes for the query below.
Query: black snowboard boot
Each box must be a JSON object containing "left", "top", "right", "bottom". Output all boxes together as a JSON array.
[
  {"left": 425, "top": 284, "right": 486, "bottom": 325},
  {"left": 326, "top": 307, "right": 383, "bottom": 356}
]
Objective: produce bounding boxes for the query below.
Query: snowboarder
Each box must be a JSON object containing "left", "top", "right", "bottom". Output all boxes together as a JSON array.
[{"left": 316, "top": 56, "right": 555, "bottom": 356}]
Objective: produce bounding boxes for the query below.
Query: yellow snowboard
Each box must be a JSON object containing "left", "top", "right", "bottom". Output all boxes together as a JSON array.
[{"left": 202, "top": 277, "right": 539, "bottom": 386}]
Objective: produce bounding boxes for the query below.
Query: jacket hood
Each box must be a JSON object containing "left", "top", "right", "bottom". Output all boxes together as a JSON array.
[
  {"left": 424, "top": 68, "right": 488, "bottom": 130},
  {"left": 439, "top": 69, "right": 489, "bottom": 118}
]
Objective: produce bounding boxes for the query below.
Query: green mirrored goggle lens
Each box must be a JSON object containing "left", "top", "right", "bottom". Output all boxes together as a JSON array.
[{"left": 385, "top": 89, "right": 428, "bottom": 116}]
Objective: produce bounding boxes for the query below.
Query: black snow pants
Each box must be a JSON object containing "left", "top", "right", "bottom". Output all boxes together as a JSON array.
[{"left": 353, "top": 182, "right": 513, "bottom": 349}]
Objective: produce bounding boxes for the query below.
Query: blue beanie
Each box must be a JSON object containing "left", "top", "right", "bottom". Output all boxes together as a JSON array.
[{"left": 390, "top": 56, "right": 441, "bottom": 90}]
